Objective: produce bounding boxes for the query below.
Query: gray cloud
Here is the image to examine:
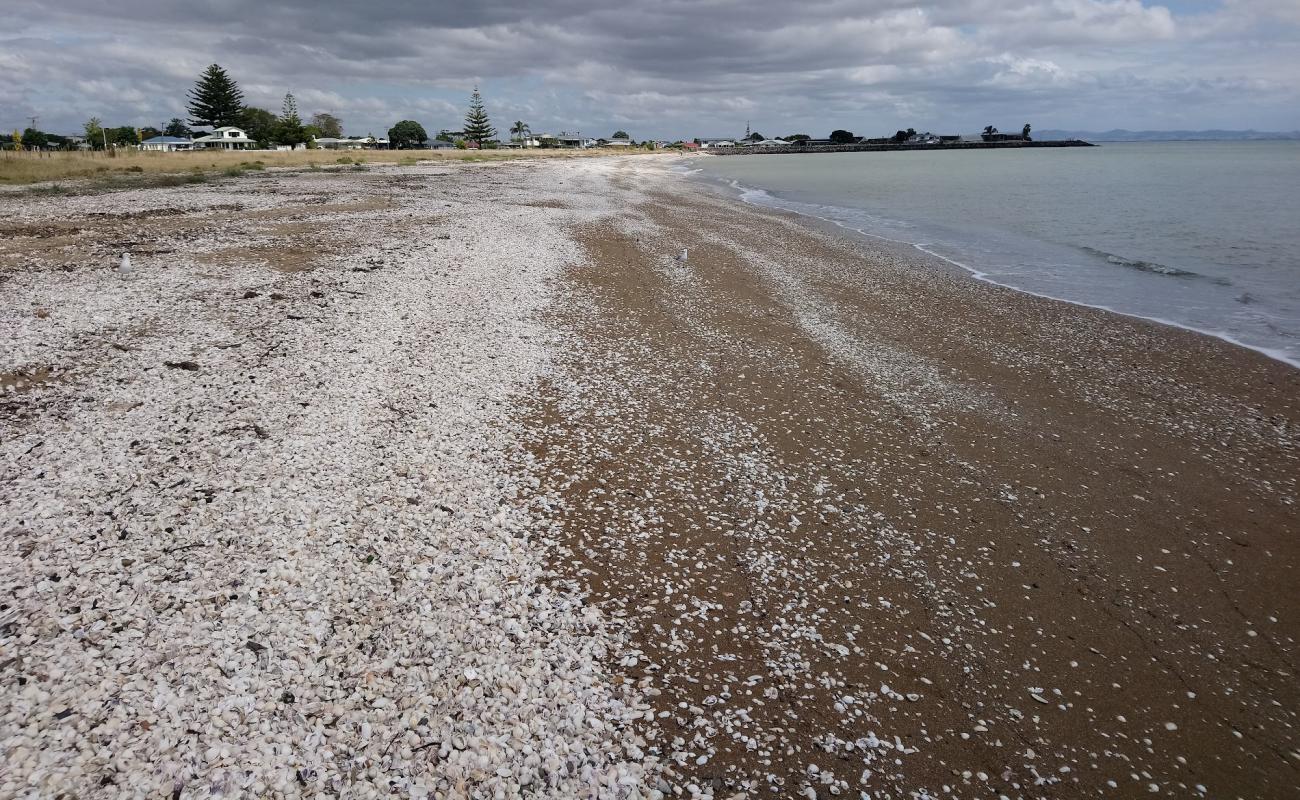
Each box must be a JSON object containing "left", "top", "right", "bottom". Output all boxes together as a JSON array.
[{"left": 4, "top": 1, "right": 1298, "bottom": 139}]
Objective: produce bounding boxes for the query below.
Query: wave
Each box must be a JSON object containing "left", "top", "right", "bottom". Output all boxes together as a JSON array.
[{"left": 706, "top": 174, "right": 1299, "bottom": 370}]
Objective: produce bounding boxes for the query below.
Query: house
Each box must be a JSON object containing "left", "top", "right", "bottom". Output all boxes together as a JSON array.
[
  {"left": 140, "top": 135, "right": 193, "bottom": 152},
  {"left": 598, "top": 138, "right": 633, "bottom": 147},
  {"left": 556, "top": 133, "right": 596, "bottom": 148},
  {"left": 697, "top": 138, "right": 735, "bottom": 149},
  {"left": 425, "top": 140, "right": 456, "bottom": 149},
  {"left": 680, "top": 141, "right": 700, "bottom": 151},
  {"left": 313, "top": 137, "right": 366, "bottom": 150},
  {"left": 746, "top": 138, "right": 791, "bottom": 147},
  {"left": 193, "top": 126, "right": 256, "bottom": 150}
]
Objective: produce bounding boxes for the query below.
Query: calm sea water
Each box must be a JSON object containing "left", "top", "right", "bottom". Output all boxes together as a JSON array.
[{"left": 693, "top": 142, "right": 1300, "bottom": 367}]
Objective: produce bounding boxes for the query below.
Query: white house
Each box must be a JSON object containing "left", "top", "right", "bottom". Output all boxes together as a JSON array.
[
  {"left": 313, "top": 137, "right": 365, "bottom": 150},
  {"left": 556, "top": 133, "right": 596, "bottom": 149},
  {"left": 140, "top": 136, "right": 193, "bottom": 152},
  {"left": 193, "top": 127, "right": 256, "bottom": 150}
]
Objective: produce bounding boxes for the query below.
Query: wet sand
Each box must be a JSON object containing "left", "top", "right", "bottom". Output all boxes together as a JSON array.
[{"left": 525, "top": 162, "right": 1300, "bottom": 798}]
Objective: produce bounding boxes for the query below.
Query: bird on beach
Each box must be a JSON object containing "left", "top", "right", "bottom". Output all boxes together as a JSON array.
[
  {"left": 118, "top": 253, "right": 133, "bottom": 277},
  {"left": 676, "top": 248, "right": 688, "bottom": 263}
]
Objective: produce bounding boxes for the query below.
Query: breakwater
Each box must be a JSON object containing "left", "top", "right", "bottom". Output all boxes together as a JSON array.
[{"left": 706, "top": 139, "right": 1094, "bottom": 155}]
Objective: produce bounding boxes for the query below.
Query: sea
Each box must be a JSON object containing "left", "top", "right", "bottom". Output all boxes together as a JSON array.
[{"left": 691, "top": 141, "right": 1300, "bottom": 368}]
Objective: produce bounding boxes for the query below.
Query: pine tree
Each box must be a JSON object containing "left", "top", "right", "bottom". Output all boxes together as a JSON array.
[
  {"left": 281, "top": 92, "right": 301, "bottom": 126},
  {"left": 463, "top": 87, "right": 495, "bottom": 144},
  {"left": 276, "top": 92, "right": 307, "bottom": 146},
  {"left": 187, "top": 64, "right": 244, "bottom": 127}
]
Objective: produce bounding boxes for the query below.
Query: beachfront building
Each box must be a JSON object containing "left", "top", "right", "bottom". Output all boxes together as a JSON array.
[
  {"left": 193, "top": 126, "right": 256, "bottom": 150},
  {"left": 313, "top": 137, "right": 362, "bottom": 150},
  {"left": 313, "top": 136, "right": 390, "bottom": 150},
  {"left": 556, "top": 133, "right": 596, "bottom": 149},
  {"left": 140, "top": 136, "right": 194, "bottom": 152}
]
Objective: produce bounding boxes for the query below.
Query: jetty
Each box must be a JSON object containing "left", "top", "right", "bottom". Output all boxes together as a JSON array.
[{"left": 706, "top": 139, "right": 1094, "bottom": 156}]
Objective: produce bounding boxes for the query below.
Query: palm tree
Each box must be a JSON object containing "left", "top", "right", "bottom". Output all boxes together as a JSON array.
[{"left": 510, "top": 120, "right": 530, "bottom": 142}]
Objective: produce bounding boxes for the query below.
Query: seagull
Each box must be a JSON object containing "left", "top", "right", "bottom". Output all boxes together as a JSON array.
[
  {"left": 675, "top": 248, "right": 688, "bottom": 262},
  {"left": 118, "top": 253, "right": 133, "bottom": 277}
]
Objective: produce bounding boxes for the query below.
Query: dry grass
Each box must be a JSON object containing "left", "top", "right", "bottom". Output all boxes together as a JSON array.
[{"left": 0, "top": 147, "right": 648, "bottom": 187}]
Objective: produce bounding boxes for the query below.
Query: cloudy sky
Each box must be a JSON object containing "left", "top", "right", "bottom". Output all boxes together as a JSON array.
[{"left": 4, "top": 0, "right": 1299, "bottom": 140}]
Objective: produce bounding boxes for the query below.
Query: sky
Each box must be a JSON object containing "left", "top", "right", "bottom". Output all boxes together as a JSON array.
[{"left": 3, "top": 0, "right": 1299, "bottom": 140}]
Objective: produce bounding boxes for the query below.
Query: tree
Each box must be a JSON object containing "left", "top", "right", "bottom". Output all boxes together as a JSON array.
[
  {"left": 84, "top": 117, "right": 104, "bottom": 149},
  {"left": 187, "top": 64, "right": 244, "bottom": 127},
  {"left": 10, "top": 129, "right": 21, "bottom": 150},
  {"left": 237, "top": 107, "right": 278, "bottom": 146},
  {"left": 275, "top": 92, "right": 308, "bottom": 146},
  {"left": 748, "top": 132, "right": 764, "bottom": 142},
  {"left": 829, "top": 129, "right": 855, "bottom": 144},
  {"left": 107, "top": 126, "right": 138, "bottom": 147},
  {"left": 510, "top": 120, "right": 530, "bottom": 141},
  {"left": 388, "top": 120, "right": 428, "bottom": 149},
  {"left": 784, "top": 133, "right": 811, "bottom": 142},
  {"left": 612, "top": 130, "right": 629, "bottom": 140},
  {"left": 311, "top": 113, "right": 342, "bottom": 138},
  {"left": 436, "top": 129, "right": 457, "bottom": 143},
  {"left": 164, "top": 118, "right": 191, "bottom": 138},
  {"left": 139, "top": 127, "right": 162, "bottom": 141},
  {"left": 983, "top": 125, "right": 998, "bottom": 136},
  {"left": 893, "top": 128, "right": 917, "bottom": 143},
  {"left": 462, "top": 87, "right": 495, "bottom": 144},
  {"left": 22, "top": 127, "right": 49, "bottom": 148},
  {"left": 1022, "top": 123, "right": 1032, "bottom": 140}
]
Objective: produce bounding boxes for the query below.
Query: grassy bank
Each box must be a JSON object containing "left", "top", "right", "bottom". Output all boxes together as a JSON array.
[{"left": 0, "top": 147, "right": 645, "bottom": 187}]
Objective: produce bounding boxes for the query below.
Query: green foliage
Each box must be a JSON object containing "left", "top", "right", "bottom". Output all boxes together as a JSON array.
[
  {"left": 462, "top": 87, "right": 495, "bottom": 144},
  {"left": 274, "top": 92, "right": 308, "bottom": 146},
  {"left": 510, "top": 120, "right": 530, "bottom": 141},
  {"left": 1023, "top": 123, "right": 1032, "bottom": 140},
  {"left": 139, "top": 127, "right": 162, "bottom": 141},
  {"left": 784, "top": 134, "right": 810, "bottom": 142},
  {"left": 455, "top": 139, "right": 468, "bottom": 150},
  {"left": 22, "top": 127, "right": 49, "bottom": 148},
  {"left": 311, "top": 113, "right": 342, "bottom": 138},
  {"left": 107, "top": 126, "right": 139, "bottom": 146},
  {"left": 188, "top": 64, "right": 245, "bottom": 127},
  {"left": 388, "top": 120, "right": 428, "bottom": 149},
  {"left": 237, "top": 107, "right": 279, "bottom": 147},
  {"left": 829, "top": 129, "right": 855, "bottom": 144},
  {"left": 612, "top": 130, "right": 629, "bottom": 140},
  {"left": 84, "top": 117, "right": 104, "bottom": 149},
  {"left": 893, "top": 128, "right": 917, "bottom": 143},
  {"left": 747, "top": 132, "right": 764, "bottom": 141},
  {"left": 164, "top": 118, "right": 191, "bottom": 138}
]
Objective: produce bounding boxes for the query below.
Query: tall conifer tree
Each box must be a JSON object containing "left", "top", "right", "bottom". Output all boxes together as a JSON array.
[
  {"left": 462, "top": 87, "right": 495, "bottom": 144},
  {"left": 187, "top": 64, "right": 244, "bottom": 127}
]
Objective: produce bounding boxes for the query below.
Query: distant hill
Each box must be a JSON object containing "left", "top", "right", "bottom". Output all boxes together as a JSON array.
[{"left": 1036, "top": 129, "right": 1300, "bottom": 142}]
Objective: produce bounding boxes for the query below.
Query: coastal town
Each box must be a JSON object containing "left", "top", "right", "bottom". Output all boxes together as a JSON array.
[{"left": 3, "top": 64, "right": 1082, "bottom": 157}]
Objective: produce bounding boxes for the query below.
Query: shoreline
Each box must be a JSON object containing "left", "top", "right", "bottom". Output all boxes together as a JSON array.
[
  {"left": 686, "top": 160, "right": 1300, "bottom": 371},
  {"left": 2, "top": 156, "right": 1296, "bottom": 798},
  {"left": 534, "top": 158, "right": 1299, "bottom": 797}
]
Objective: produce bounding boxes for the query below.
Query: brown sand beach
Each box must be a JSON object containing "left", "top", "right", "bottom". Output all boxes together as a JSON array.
[{"left": 1, "top": 155, "right": 1296, "bottom": 798}]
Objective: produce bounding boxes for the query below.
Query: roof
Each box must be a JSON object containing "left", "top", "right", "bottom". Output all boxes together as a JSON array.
[{"left": 142, "top": 136, "right": 191, "bottom": 144}]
